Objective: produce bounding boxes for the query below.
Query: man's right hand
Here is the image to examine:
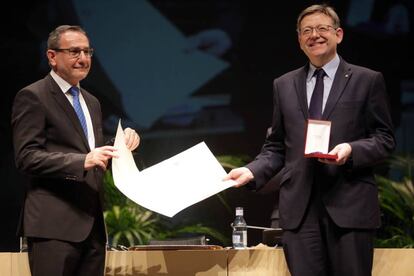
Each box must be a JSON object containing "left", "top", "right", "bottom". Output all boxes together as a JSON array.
[
  {"left": 223, "top": 167, "right": 254, "bottom": 188},
  {"left": 84, "top": 146, "right": 119, "bottom": 171}
]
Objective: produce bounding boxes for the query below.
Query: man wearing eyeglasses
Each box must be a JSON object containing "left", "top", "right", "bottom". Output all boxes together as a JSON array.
[
  {"left": 225, "top": 4, "right": 395, "bottom": 276},
  {"left": 11, "top": 25, "right": 140, "bottom": 276}
]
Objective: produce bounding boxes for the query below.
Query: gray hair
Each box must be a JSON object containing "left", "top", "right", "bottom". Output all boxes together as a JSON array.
[
  {"left": 47, "top": 25, "right": 88, "bottom": 49},
  {"left": 297, "top": 4, "right": 340, "bottom": 32}
]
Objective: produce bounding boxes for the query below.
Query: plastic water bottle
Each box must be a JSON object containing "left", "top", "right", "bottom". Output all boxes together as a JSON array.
[{"left": 232, "top": 207, "right": 247, "bottom": 249}]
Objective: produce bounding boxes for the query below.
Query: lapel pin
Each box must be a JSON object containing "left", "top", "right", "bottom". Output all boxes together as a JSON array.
[{"left": 345, "top": 74, "right": 349, "bottom": 78}]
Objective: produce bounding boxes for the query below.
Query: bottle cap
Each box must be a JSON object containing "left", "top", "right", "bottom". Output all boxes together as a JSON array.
[{"left": 236, "top": 207, "right": 243, "bottom": 216}]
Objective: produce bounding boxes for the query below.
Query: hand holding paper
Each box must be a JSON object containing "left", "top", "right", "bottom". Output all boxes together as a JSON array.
[
  {"left": 123, "top": 127, "right": 140, "bottom": 150},
  {"left": 223, "top": 167, "right": 254, "bottom": 188}
]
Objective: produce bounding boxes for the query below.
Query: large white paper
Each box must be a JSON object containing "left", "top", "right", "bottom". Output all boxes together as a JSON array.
[{"left": 112, "top": 122, "right": 235, "bottom": 217}]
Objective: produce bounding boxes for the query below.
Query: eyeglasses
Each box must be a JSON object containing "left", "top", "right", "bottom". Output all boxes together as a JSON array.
[
  {"left": 298, "top": 25, "right": 336, "bottom": 37},
  {"left": 52, "top": 47, "right": 94, "bottom": 58}
]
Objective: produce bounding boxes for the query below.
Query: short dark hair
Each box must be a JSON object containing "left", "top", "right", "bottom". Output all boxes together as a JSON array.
[
  {"left": 297, "top": 4, "right": 340, "bottom": 32},
  {"left": 47, "top": 25, "right": 88, "bottom": 49}
]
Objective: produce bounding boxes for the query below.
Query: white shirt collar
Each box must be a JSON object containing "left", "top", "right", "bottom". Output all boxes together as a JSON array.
[
  {"left": 50, "top": 70, "right": 80, "bottom": 94},
  {"left": 307, "top": 54, "right": 340, "bottom": 81}
]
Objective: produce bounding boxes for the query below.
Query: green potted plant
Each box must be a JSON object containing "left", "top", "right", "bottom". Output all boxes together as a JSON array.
[{"left": 375, "top": 155, "right": 414, "bottom": 248}]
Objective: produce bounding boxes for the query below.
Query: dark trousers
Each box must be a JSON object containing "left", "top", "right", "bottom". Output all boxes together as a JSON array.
[
  {"left": 27, "top": 219, "right": 106, "bottom": 276},
  {"left": 282, "top": 190, "right": 374, "bottom": 276}
]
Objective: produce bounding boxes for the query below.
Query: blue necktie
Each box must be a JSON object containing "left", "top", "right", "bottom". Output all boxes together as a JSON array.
[
  {"left": 69, "top": 86, "right": 88, "bottom": 137},
  {"left": 308, "top": 68, "right": 325, "bottom": 119}
]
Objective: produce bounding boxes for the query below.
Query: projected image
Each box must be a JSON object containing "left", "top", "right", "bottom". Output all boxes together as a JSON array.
[{"left": 71, "top": 0, "right": 245, "bottom": 137}]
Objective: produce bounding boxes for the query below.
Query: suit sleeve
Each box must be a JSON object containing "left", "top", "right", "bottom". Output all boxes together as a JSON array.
[
  {"left": 348, "top": 72, "right": 395, "bottom": 168},
  {"left": 246, "top": 78, "right": 285, "bottom": 189},
  {"left": 12, "top": 89, "right": 87, "bottom": 180}
]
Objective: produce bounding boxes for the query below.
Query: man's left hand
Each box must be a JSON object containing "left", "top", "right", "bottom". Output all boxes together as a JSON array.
[
  {"left": 318, "top": 143, "right": 352, "bottom": 165},
  {"left": 124, "top": 128, "right": 140, "bottom": 151}
]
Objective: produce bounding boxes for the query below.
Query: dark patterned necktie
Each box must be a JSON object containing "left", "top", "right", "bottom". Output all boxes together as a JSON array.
[
  {"left": 69, "top": 86, "right": 88, "bottom": 137},
  {"left": 308, "top": 68, "right": 325, "bottom": 119}
]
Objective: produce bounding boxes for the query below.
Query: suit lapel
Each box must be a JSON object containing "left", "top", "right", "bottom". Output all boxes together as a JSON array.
[
  {"left": 294, "top": 65, "right": 309, "bottom": 120},
  {"left": 47, "top": 75, "right": 90, "bottom": 151},
  {"left": 322, "top": 59, "right": 352, "bottom": 120}
]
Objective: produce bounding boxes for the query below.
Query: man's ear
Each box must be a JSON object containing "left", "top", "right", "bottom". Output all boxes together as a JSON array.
[
  {"left": 335, "top": 27, "right": 344, "bottom": 44},
  {"left": 46, "top": 50, "right": 57, "bottom": 66}
]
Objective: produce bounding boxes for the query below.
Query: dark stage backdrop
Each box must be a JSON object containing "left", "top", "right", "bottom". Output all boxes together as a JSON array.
[{"left": 2, "top": 0, "right": 413, "bottom": 251}]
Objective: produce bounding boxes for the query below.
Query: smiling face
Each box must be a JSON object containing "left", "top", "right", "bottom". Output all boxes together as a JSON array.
[
  {"left": 298, "top": 12, "right": 343, "bottom": 67},
  {"left": 47, "top": 30, "right": 92, "bottom": 86}
]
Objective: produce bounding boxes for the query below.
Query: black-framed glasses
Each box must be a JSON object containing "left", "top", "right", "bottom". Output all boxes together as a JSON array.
[
  {"left": 52, "top": 47, "right": 94, "bottom": 58},
  {"left": 298, "top": 25, "right": 336, "bottom": 37}
]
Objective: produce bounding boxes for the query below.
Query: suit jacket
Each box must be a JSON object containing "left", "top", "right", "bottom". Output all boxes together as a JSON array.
[
  {"left": 12, "top": 74, "right": 105, "bottom": 242},
  {"left": 246, "top": 58, "right": 395, "bottom": 230}
]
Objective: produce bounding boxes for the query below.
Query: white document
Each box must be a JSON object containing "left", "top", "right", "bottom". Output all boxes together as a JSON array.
[{"left": 112, "top": 122, "right": 235, "bottom": 217}]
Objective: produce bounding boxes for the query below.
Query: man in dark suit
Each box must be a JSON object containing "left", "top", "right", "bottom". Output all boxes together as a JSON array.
[
  {"left": 11, "top": 25, "right": 140, "bottom": 276},
  {"left": 224, "top": 4, "right": 395, "bottom": 276}
]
